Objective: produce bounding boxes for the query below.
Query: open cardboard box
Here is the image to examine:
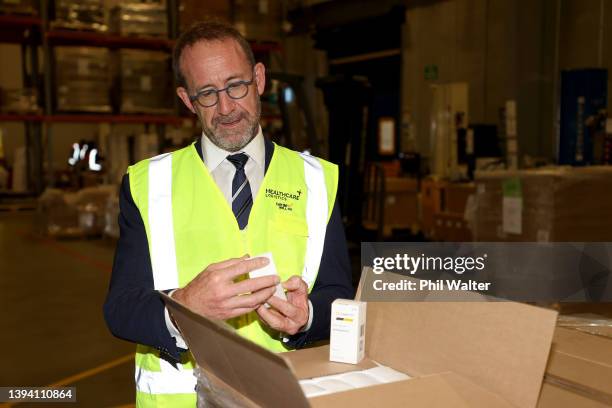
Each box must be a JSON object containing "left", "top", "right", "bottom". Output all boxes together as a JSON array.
[{"left": 162, "top": 268, "right": 558, "bottom": 407}]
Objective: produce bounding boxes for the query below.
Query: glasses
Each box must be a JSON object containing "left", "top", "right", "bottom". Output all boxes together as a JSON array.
[{"left": 189, "top": 75, "right": 255, "bottom": 108}]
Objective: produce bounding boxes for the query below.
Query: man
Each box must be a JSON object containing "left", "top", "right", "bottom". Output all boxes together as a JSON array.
[{"left": 104, "top": 21, "right": 353, "bottom": 407}]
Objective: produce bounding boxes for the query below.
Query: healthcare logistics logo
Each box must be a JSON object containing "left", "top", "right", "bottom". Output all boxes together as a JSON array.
[{"left": 266, "top": 188, "right": 302, "bottom": 212}]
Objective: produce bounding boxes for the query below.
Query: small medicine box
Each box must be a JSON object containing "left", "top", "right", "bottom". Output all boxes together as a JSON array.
[{"left": 330, "top": 299, "right": 366, "bottom": 364}]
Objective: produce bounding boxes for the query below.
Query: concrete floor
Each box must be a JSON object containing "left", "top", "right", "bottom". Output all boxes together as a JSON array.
[{"left": 0, "top": 212, "right": 135, "bottom": 407}]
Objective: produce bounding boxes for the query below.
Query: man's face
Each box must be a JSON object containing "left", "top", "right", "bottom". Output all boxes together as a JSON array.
[{"left": 176, "top": 39, "right": 266, "bottom": 151}]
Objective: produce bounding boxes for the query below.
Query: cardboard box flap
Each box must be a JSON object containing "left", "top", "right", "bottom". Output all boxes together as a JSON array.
[
  {"left": 359, "top": 270, "right": 557, "bottom": 408},
  {"left": 309, "top": 372, "right": 513, "bottom": 408},
  {"left": 161, "top": 293, "right": 309, "bottom": 408}
]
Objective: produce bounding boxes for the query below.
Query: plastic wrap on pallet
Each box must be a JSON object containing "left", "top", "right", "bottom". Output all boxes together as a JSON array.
[
  {"left": 111, "top": 3, "right": 168, "bottom": 38},
  {"left": 179, "top": 0, "right": 230, "bottom": 32},
  {"left": 473, "top": 166, "right": 612, "bottom": 241},
  {"left": 38, "top": 186, "right": 115, "bottom": 238},
  {"left": 195, "top": 367, "right": 253, "bottom": 408},
  {"left": 233, "top": 0, "right": 282, "bottom": 42},
  {"left": 0, "top": 87, "right": 40, "bottom": 113},
  {"left": 103, "top": 192, "right": 119, "bottom": 239},
  {"left": 557, "top": 314, "right": 612, "bottom": 339},
  {"left": 54, "top": 47, "right": 112, "bottom": 113},
  {"left": 0, "top": 0, "right": 36, "bottom": 14},
  {"left": 119, "top": 49, "right": 173, "bottom": 114},
  {"left": 53, "top": 0, "right": 107, "bottom": 32}
]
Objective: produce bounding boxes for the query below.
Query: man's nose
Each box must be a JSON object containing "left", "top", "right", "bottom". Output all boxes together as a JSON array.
[{"left": 216, "top": 91, "right": 236, "bottom": 115}]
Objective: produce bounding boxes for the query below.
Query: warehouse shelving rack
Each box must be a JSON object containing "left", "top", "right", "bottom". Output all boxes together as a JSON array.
[
  {"left": 0, "top": 12, "right": 44, "bottom": 198},
  {"left": 0, "top": 0, "right": 185, "bottom": 199},
  {"left": 0, "top": 0, "right": 284, "bottom": 202}
]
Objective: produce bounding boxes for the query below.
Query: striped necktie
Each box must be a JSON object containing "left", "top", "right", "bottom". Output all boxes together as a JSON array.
[{"left": 226, "top": 153, "right": 252, "bottom": 229}]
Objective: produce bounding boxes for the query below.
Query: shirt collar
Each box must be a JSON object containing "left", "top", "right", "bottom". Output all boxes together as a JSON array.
[{"left": 201, "top": 126, "right": 265, "bottom": 171}]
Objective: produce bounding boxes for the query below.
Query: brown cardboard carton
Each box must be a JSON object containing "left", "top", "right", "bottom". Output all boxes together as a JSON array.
[
  {"left": 383, "top": 177, "right": 418, "bottom": 234},
  {"left": 474, "top": 166, "right": 612, "bottom": 242},
  {"left": 362, "top": 176, "right": 419, "bottom": 237},
  {"left": 433, "top": 212, "right": 472, "bottom": 241},
  {"left": 420, "top": 177, "right": 446, "bottom": 236},
  {"left": 179, "top": 0, "right": 231, "bottom": 32},
  {"left": 162, "top": 272, "right": 557, "bottom": 408},
  {"left": 539, "top": 327, "right": 612, "bottom": 407},
  {"left": 444, "top": 182, "right": 476, "bottom": 215}
]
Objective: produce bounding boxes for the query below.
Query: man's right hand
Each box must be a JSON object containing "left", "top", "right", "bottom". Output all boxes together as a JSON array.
[{"left": 172, "top": 255, "right": 278, "bottom": 320}]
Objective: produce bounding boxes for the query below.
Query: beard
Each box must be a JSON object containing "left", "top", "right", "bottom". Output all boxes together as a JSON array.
[{"left": 200, "top": 98, "right": 261, "bottom": 152}]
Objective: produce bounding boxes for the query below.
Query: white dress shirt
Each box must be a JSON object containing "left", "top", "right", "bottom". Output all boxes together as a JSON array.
[{"left": 165, "top": 128, "right": 312, "bottom": 348}]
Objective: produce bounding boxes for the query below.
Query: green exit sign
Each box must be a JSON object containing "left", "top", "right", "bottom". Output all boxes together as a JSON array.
[{"left": 424, "top": 64, "right": 438, "bottom": 80}]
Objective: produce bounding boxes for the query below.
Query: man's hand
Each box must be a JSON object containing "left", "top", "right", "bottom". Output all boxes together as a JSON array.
[
  {"left": 256, "top": 276, "right": 309, "bottom": 335},
  {"left": 172, "top": 255, "right": 279, "bottom": 320}
]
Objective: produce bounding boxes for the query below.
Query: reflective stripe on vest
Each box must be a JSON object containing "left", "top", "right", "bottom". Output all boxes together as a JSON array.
[
  {"left": 299, "top": 152, "right": 328, "bottom": 289},
  {"left": 135, "top": 357, "right": 197, "bottom": 395},
  {"left": 148, "top": 152, "right": 179, "bottom": 291}
]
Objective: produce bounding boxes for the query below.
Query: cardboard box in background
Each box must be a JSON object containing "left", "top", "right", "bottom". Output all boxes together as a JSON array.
[
  {"left": 362, "top": 176, "right": 419, "bottom": 238},
  {"left": 432, "top": 212, "right": 472, "bottom": 242},
  {"left": 233, "top": 0, "right": 283, "bottom": 42},
  {"left": 162, "top": 268, "right": 558, "bottom": 408},
  {"left": 54, "top": 47, "right": 112, "bottom": 113},
  {"left": 473, "top": 167, "right": 612, "bottom": 242},
  {"left": 118, "top": 50, "right": 174, "bottom": 114},
  {"left": 420, "top": 177, "right": 445, "bottom": 237},
  {"left": 0, "top": 0, "right": 37, "bottom": 14},
  {"left": 421, "top": 179, "right": 474, "bottom": 241},
  {"left": 179, "top": 0, "right": 231, "bottom": 32},
  {"left": 111, "top": 3, "right": 168, "bottom": 38},
  {"left": 383, "top": 177, "right": 418, "bottom": 235},
  {"left": 444, "top": 182, "right": 475, "bottom": 215},
  {"left": 52, "top": 0, "right": 108, "bottom": 32}
]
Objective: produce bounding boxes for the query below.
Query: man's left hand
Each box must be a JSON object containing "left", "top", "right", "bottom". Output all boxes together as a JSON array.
[{"left": 256, "top": 276, "right": 309, "bottom": 335}]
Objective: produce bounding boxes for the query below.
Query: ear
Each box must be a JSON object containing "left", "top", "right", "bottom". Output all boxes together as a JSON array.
[
  {"left": 176, "top": 87, "right": 196, "bottom": 114},
  {"left": 254, "top": 62, "right": 266, "bottom": 96}
]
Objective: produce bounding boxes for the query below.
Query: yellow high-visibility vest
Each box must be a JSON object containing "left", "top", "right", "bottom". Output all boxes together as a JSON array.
[{"left": 128, "top": 142, "right": 338, "bottom": 407}]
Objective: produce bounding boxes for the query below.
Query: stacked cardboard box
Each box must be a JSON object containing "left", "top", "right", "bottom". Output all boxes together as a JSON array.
[
  {"left": 179, "top": 0, "right": 230, "bottom": 32},
  {"left": 473, "top": 167, "right": 612, "bottom": 241},
  {"left": 0, "top": 87, "right": 39, "bottom": 113},
  {"left": 433, "top": 213, "right": 472, "bottom": 241},
  {"left": 420, "top": 177, "right": 445, "bottom": 237},
  {"left": 54, "top": 47, "right": 111, "bottom": 113},
  {"left": 0, "top": 0, "right": 36, "bottom": 14},
  {"left": 119, "top": 50, "right": 173, "bottom": 114},
  {"left": 111, "top": 3, "right": 168, "bottom": 38},
  {"left": 421, "top": 178, "right": 475, "bottom": 241},
  {"left": 52, "top": 0, "right": 107, "bottom": 32},
  {"left": 362, "top": 176, "right": 418, "bottom": 238},
  {"left": 382, "top": 177, "right": 418, "bottom": 235},
  {"left": 233, "top": 0, "right": 283, "bottom": 42}
]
